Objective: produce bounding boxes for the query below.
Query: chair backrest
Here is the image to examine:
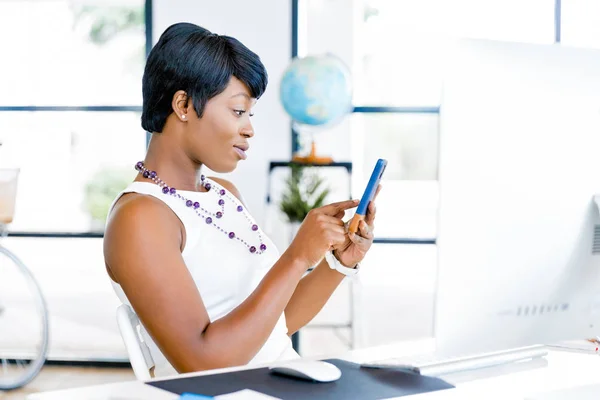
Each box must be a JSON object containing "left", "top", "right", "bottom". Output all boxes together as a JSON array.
[{"left": 116, "top": 304, "right": 155, "bottom": 380}]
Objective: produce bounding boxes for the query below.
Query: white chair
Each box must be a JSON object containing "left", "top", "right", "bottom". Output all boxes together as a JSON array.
[{"left": 116, "top": 304, "right": 155, "bottom": 380}]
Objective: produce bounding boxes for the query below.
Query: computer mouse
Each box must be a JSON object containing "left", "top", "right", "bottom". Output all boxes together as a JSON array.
[{"left": 269, "top": 359, "right": 342, "bottom": 383}]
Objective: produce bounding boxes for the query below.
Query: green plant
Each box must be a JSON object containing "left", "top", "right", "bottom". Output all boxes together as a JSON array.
[
  {"left": 73, "top": 5, "right": 144, "bottom": 45},
  {"left": 279, "top": 164, "right": 330, "bottom": 223},
  {"left": 71, "top": 4, "right": 146, "bottom": 72},
  {"left": 83, "top": 167, "right": 135, "bottom": 224}
]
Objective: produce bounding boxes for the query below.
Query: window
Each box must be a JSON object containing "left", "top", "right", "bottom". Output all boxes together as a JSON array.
[
  {"left": 0, "top": 0, "right": 147, "bottom": 234},
  {"left": 294, "top": 0, "right": 589, "bottom": 348},
  {"left": 0, "top": 0, "right": 148, "bottom": 361},
  {"left": 299, "top": 0, "right": 555, "bottom": 107},
  {"left": 1, "top": 112, "right": 145, "bottom": 233},
  {"left": 296, "top": 0, "right": 561, "bottom": 242},
  {"left": 351, "top": 113, "right": 439, "bottom": 239},
  {"left": 0, "top": 0, "right": 145, "bottom": 106}
]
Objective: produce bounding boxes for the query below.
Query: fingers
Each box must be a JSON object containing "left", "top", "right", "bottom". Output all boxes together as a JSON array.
[
  {"left": 324, "top": 221, "right": 346, "bottom": 235},
  {"left": 320, "top": 199, "right": 359, "bottom": 216},
  {"left": 332, "top": 209, "right": 346, "bottom": 219},
  {"left": 327, "top": 229, "right": 347, "bottom": 249},
  {"left": 364, "top": 184, "right": 381, "bottom": 226},
  {"left": 318, "top": 215, "right": 347, "bottom": 248},
  {"left": 358, "top": 220, "right": 374, "bottom": 240},
  {"left": 365, "top": 199, "right": 377, "bottom": 226},
  {"left": 317, "top": 214, "right": 344, "bottom": 227},
  {"left": 349, "top": 229, "right": 368, "bottom": 246},
  {"left": 348, "top": 220, "right": 374, "bottom": 246}
]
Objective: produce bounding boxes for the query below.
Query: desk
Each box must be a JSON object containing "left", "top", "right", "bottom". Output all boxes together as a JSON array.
[{"left": 27, "top": 339, "right": 600, "bottom": 400}]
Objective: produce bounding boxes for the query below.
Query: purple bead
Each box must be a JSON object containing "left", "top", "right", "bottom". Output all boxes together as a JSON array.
[
  {"left": 252, "top": 224, "right": 258, "bottom": 231},
  {"left": 205, "top": 183, "right": 211, "bottom": 191},
  {"left": 162, "top": 186, "right": 170, "bottom": 194},
  {"left": 170, "top": 187, "right": 176, "bottom": 195},
  {"left": 218, "top": 199, "right": 225, "bottom": 206},
  {"left": 220, "top": 189, "right": 226, "bottom": 196},
  {"left": 260, "top": 244, "right": 267, "bottom": 251},
  {"left": 135, "top": 161, "right": 143, "bottom": 171},
  {"left": 249, "top": 246, "right": 256, "bottom": 253},
  {"left": 206, "top": 217, "right": 212, "bottom": 224},
  {"left": 143, "top": 170, "right": 150, "bottom": 178},
  {"left": 200, "top": 175, "right": 205, "bottom": 181},
  {"left": 150, "top": 171, "right": 157, "bottom": 179},
  {"left": 237, "top": 205, "right": 243, "bottom": 212},
  {"left": 193, "top": 201, "right": 200, "bottom": 209},
  {"left": 228, "top": 232, "right": 235, "bottom": 239},
  {"left": 216, "top": 211, "right": 223, "bottom": 219},
  {"left": 186, "top": 200, "right": 193, "bottom": 207}
]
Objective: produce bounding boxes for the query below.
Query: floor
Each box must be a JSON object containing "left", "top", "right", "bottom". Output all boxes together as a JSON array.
[{"left": 0, "top": 365, "right": 135, "bottom": 399}]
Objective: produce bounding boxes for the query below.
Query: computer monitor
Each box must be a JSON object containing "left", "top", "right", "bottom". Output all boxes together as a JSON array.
[{"left": 435, "top": 38, "right": 600, "bottom": 356}]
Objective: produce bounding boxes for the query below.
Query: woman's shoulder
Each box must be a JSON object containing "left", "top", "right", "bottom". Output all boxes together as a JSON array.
[
  {"left": 111, "top": 191, "right": 171, "bottom": 220},
  {"left": 106, "top": 193, "right": 183, "bottom": 242}
]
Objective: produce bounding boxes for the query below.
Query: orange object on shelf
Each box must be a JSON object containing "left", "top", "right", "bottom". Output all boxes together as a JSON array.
[{"left": 292, "top": 141, "right": 333, "bottom": 165}]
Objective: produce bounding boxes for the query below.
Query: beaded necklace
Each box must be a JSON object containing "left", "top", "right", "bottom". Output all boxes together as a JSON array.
[{"left": 135, "top": 161, "right": 267, "bottom": 254}]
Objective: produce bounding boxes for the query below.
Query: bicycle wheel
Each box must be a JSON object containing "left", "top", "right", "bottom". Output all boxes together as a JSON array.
[{"left": 0, "top": 245, "right": 49, "bottom": 390}]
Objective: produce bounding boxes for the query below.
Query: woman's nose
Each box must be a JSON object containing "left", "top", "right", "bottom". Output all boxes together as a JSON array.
[{"left": 241, "top": 124, "right": 254, "bottom": 138}]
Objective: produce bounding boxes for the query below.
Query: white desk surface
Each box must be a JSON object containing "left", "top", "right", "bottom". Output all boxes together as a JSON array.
[{"left": 27, "top": 339, "right": 600, "bottom": 400}]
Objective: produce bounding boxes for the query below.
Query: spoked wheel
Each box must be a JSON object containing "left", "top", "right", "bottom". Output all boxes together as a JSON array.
[{"left": 0, "top": 245, "right": 49, "bottom": 390}]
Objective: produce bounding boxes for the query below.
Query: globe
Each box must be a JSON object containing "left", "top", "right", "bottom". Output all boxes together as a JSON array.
[{"left": 280, "top": 54, "right": 353, "bottom": 129}]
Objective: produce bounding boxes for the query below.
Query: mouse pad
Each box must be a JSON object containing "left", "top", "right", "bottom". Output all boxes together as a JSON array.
[{"left": 146, "top": 359, "right": 455, "bottom": 399}]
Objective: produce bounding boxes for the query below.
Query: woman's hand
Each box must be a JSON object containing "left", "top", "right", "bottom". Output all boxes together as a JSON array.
[
  {"left": 286, "top": 199, "right": 360, "bottom": 269},
  {"left": 334, "top": 185, "right": 381, "bottom": 268}
]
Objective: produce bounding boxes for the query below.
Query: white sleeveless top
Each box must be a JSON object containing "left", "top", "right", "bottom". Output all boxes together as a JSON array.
[{"left": 107, "top": 178, "right": 299, "bottom": 377}]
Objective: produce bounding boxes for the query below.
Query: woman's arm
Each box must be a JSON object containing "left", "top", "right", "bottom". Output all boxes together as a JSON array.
[
  {"left": 104, "top": 192, "right": 357, "bottom": 373},
  {"left": 284, "top": 194, "right": 378, "bottom": 334},
  {"left": 284, "top": 258, "right": 346, "bottom": 335}
]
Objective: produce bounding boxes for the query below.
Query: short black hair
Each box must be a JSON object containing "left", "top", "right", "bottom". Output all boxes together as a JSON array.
[{"left": 141, "top": 23, "right": 268, "bottom": 133}]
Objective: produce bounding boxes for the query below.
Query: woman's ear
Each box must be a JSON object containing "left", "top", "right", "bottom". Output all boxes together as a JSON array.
[{"left": 171, "top": 90, "right": 189, "bottom": 122}]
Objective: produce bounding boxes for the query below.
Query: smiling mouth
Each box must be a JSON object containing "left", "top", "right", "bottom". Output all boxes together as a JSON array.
[{"left": 233, "top": 147, "right": 247, "bottom": 160}]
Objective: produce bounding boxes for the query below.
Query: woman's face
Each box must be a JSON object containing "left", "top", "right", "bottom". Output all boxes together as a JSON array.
[{"left": 183, "top": 77, "right": 256, "bottom": 173}]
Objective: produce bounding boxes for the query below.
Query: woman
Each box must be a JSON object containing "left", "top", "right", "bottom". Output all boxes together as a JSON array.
[{"left": 103, "top": 22, "right": 379, "bottom": 377}]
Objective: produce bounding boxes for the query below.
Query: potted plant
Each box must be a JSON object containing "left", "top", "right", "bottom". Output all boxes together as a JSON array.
[
  {"left": 83, "top": 167, "right": 135, "bottom": 231},
  {"left": 279, "top": 164, "right": 330, "bottom": 242}
]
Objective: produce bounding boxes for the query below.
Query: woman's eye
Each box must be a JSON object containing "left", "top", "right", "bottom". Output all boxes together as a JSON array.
[{"left": 233, "top": 110, "right": 246, "bottom": 116}]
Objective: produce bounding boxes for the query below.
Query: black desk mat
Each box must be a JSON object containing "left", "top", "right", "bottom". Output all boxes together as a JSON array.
[{"left": 147, "top": 359, "right": 455, "bottom": 399}]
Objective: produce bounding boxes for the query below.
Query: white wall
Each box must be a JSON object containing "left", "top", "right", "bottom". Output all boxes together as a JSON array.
[{"left": 152, "top": 0, "right": 292, "bottom": 227}]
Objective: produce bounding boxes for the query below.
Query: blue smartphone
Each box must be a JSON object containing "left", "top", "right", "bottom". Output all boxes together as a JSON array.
[{"left": 349, "top": 158, "right": 387, "bottom": 234}]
